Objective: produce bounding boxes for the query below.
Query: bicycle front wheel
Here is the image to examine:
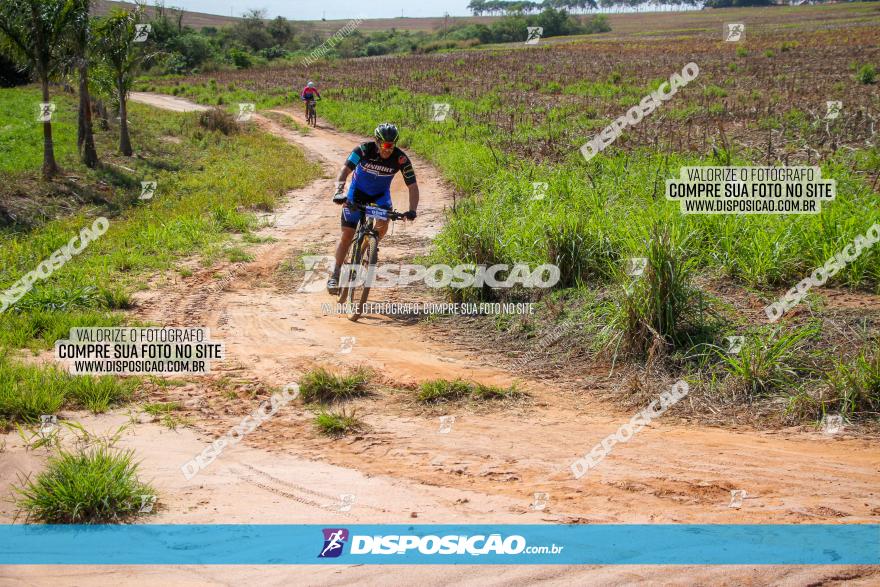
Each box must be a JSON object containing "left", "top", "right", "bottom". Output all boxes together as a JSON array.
[
  {"left": 336, "top": 234, "right": 361, "bottom": 307},
  {"left": 348, "top": 234, "right": 378, "bottom": 322}
]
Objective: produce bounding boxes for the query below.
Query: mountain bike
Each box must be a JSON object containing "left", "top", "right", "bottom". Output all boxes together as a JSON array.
[
  {"left": 336, "top": 202, "right": 405, "bottom": 321},
  {"left": 305, "top": 99, "right": 317, "bottom": 127}
]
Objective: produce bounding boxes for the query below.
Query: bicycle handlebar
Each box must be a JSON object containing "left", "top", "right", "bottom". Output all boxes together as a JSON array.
[{"left": 345, "top": 201, "right": 405, "bottom": 221}]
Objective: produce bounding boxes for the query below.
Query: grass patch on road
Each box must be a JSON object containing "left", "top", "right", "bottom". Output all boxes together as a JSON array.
[
  {"left": 298, "top": 367, "right": 373, "bottom": 404},
  {"left": 314, "top": 408, "right": 365, "bottom": 436},
  {"left": 417, "top": 378, "right": 523, "bottom": 404}
]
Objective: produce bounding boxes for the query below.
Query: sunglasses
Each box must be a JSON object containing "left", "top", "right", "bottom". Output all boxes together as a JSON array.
[{"left": 378, "top": 141, "right": 395, "bottom": 150}]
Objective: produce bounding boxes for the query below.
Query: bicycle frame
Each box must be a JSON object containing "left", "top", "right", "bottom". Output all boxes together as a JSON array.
[
  {"left": 337, "top": 204, "right": 403, "bottom": 318},
  {"left": 305, "top": 99, "right": 317, "bottom": 125}
]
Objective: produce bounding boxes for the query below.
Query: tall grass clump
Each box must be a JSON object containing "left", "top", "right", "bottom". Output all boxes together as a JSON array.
[
  {"left": 717, "top": 325, "right": 819, "bottom": 397},
  {"left": 314, "top": 408, "right": 365, "bottom": 436},
  {"left": 612, "top": 224, "right": 707, "bottom": 356},
  {"left": 15, "top": 444, "right": 155, "bottom": 523},
  {"left": 824, "top": 345, "right": 880, "bottom": 417}
]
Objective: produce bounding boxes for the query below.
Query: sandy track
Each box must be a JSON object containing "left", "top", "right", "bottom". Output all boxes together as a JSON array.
[{"left": 1, "top": 92, "right": 877, "bottom": 586}]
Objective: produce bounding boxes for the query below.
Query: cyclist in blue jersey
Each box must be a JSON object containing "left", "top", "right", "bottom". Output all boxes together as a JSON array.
[{"left": 327, "top": 123, "right": 419, "bottom": 293}]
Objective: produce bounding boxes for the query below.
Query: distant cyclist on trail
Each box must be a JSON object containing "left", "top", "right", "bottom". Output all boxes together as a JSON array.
[
  {"left": 300, "top": 81, "right": 320, "bottom": 113},
  {"left": 326, "top": 123, "right": 419, "bottom": 293}
]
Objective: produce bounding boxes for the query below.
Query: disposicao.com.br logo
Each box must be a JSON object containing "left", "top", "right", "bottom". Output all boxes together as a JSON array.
[{"left": 318, "top": 528, "right": 564, "bottom": 558}]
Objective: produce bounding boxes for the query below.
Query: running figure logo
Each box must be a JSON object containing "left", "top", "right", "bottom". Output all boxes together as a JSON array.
[
  {"left": 725, "top": 23, "right": 744, "bottom": 42},
  {"left": 318, "top": 528, "right": 349, "bottom": 558}
]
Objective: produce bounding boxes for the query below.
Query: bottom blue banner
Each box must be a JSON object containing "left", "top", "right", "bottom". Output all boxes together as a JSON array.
[{"left": 0, "top": 524, "right": 877, "bottom": 565}]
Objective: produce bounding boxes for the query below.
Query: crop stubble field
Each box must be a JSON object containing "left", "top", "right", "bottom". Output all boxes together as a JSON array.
[{"left": 151, "top": 4, "right": 880, "bottom": 165}]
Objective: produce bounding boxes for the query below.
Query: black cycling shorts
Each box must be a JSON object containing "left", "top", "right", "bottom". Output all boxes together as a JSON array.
[{"left": 340, "top": 188, "right": 392, "bottom": 229}]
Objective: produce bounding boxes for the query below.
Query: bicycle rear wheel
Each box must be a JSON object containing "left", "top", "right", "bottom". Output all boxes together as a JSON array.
[{"left": 347, "top": 234, "right": 378, "bottom": 322}]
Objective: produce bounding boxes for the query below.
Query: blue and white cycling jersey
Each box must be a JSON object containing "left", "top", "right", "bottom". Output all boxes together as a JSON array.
[{"left": 345, "top": 142, "right": 417, "bottom": 201}]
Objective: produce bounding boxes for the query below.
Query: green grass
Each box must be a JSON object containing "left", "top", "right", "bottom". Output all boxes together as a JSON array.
[
  {"left": 611, "top": 224, "right": 713, "bottom": 357},
  {"left": 298, "top": 367, "right": 372, "bottom": 404},
  {"left": 717, "top": 325, "right": 819, "bottom": 397},
  {"left": 0, "top": 85, "right": 322, "bottom": 350},
  {"left": 825, "top": 345, "right": 880, "bottom": 416},
  {"left": 0, "top": 358, "right": 66, "bottom": 423},
  {"left": 142, "top": 401, "right": 188, "bottom": 429},
  {"left": 262, "top": 110, "right": 311, "bottom": 134},
  {"left": 417, "top": 379, "right": 473, "bottom": 403},
  {"left": 855, "top": 64, "right": 876, "bottom": 85},
  {"left": 416, "top": 378, "right": 523, "bottom": 403},
  {"left": 65, "top": 375, "right": 138, "bottom": 413},
  {"left": 142, "top": 401, "right": 181, "bottom": 416},
  {"left": 302, "top": 88, "right": 880, "bottom": 297},
  {"left": 314, "top": 408, "right": 364, "bottom": 436},
  {"left": 14, "top": 444, "right": 155, "bottom": 523},
  {"left": 0, "top": 355, "right": 137, "bottom": 422},
  {"left": 471, "top": 382, "right": 523, "bottom": 401},
  {"left": 0, "top": 88, "right": 78, "bottom": 174}
]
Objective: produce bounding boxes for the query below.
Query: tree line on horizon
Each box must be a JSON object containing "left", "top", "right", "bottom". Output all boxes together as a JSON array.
[{"left": 464, "top": 0, "right": 823, "bottom": 13}]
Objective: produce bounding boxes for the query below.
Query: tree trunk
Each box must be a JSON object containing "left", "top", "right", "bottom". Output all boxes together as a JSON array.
[
  {"left": 118, "top": 78, "right": 132, "bottom": 156},
  {"left": 77, "top": 84, "right": 85, "bottom": 149},
  {"left": 78, "top": 60, "right": 98, "bottom": 168},
  {"left": 94, "top": 97, "right": 109, "bottom": 130},
  {"left": 40, "top": 75, "right": 58, "bottom": 178}
]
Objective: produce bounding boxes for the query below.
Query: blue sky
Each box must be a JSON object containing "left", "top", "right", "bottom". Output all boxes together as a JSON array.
[{"left": 162, "top": 1, "right": 474, "bottom": 21}]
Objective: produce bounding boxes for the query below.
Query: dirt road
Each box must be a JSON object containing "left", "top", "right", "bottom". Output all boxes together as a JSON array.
[{"left": 2, "top": 93, "right": 877, "bottom": 586}]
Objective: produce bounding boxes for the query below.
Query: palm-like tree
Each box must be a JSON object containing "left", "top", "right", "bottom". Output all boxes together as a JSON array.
[
  {"left": 69, "top": 0, "right": 98, "bottom": 168},
  {"left": 93, "top": 8, "right": 146, "bottom": 157},
  {"left": 0, "top": 0, "right": 76, "bottom": 178}
]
